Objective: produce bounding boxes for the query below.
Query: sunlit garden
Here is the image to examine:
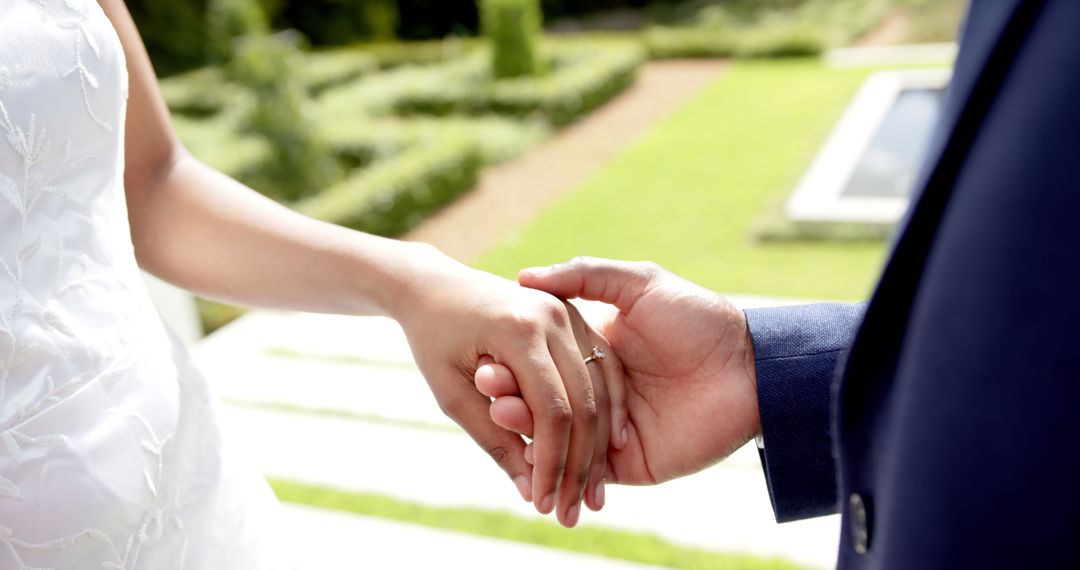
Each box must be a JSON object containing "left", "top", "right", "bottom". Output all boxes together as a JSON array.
[
  {"left": 136, "top": 0, "right": 959, "bottom": 331},
  {"left": 477, "top": 59, "right": 889, "bottom": 300},
  {"left": 131, "top": 0, "right": 966, "bottom": 566}
]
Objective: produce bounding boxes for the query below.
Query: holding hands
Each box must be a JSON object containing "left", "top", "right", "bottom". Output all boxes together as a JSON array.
[
  {"left": 474, "top": 301, "right": 627, "bottom": 522},
  {"left": 473, "top": 257, "right": 762, "bottom": 524},
  {"left": 392, "top": 250, "right": 619, "bottom": 527}
]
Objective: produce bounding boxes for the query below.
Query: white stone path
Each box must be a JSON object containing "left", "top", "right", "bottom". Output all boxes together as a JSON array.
[
  {"left": 284, "top": 504, "right": 671, "bottom": 569},
  {"left": 193, "top": 298, "right": 841, "bottom": 569}
]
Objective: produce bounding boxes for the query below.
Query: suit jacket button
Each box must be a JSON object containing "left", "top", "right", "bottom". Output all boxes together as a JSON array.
[{"left": 849, "top": 493, "right": 870, "bottom": 554}]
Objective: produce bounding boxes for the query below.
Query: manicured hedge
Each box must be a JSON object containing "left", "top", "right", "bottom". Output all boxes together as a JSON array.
[
  {"left": 160, "top": 67, "right": 244, "bottom": 117},
  {"left": 320, "top": 120, "right": 411, "bottom": 171},
  {"left": 481, "top": 0, "right": 544, "bottom": 79},
  {"left": 352, "top": 38, "right": 482, "bottom": 69},
  {"left": 644, "top": 24, "right": 826, "bottom": 59},
  {"left": 295, "top": 137, "right": 482, "bottom": 236},
  {"left": 300, "top": 50, "right": 380, "bottom": 95},
  {"left": 314, "top": 56, "right": 485, "bottom": 118},
  {"left": 403, "top": 116, "right": 549, "bottom": 164},
  {"left": 493, "top": 43, "right": 642, "bottom": 125},
  {"left": 394, "top": 42, "right": 644, "bottom": 126},
  {"left": 161, "top": 49, "right": 379, "bottom": 116},
  {"left": 321, "top": 115, "right": 549, "bottom": 166},
  {"left": 172, "top": 114, "right": 271, "bottom": 177},
  {"left": 644, "top": 0, "right": 890, "bottom": 59}
]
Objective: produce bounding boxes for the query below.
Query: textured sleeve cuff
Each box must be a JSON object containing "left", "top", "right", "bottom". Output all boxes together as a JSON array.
[{"left": 745, "top": 303, "right": 865, "bottom": 523}]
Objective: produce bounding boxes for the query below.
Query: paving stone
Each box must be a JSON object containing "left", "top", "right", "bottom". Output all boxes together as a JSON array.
[
  {"left": 197, "top": 297, "right": 841, "bottom": 569},
  {"left": 221, "top": 406, "right": 839, "bottom": 569},
  {"left": 282, "top": 504, "right": 674, "bottom": 570}
]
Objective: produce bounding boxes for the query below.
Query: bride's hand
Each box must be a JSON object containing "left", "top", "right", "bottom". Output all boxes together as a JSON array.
[
  {"left": 476, "top": 301, "right": 627, "bottom": 522},
  {"left": 391, "top": 249, "right": 622, "bottom": 528}
]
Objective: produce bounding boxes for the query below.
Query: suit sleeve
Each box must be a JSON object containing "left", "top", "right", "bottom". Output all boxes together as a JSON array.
[{"left": 744, "top": 303, "right": 865, "bottom": 522}]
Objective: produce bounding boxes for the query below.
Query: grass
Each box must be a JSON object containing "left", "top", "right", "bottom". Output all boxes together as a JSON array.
[
  {"left": 271, "top": 480, "right": 810, "bottom": 570},
  {"left": 476, "top": 59, "right": 892, "bottom": 300}
]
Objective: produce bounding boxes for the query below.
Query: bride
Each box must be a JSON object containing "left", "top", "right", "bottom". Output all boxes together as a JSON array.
[{"left": 0, "top": 1, "right": 624, "bottom": 567}]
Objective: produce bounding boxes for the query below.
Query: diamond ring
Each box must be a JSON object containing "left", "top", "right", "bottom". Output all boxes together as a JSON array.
[{"left": 583, "top": 346, "right": 606, "bottom": 364}]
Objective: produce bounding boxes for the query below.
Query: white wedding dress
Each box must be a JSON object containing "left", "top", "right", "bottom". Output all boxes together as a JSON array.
[{"left": 0, "top": 2, "right": 294, "bottom": 568}]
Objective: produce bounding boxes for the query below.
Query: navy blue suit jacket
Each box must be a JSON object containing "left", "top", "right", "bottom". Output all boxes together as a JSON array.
[{"left": 745, "top": 1, "right": 1080, "bottom": 567}]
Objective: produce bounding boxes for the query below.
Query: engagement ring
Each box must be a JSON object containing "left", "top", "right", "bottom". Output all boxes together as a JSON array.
[{"left": 584, "top": 346, "right": 606, "bottom": 364}]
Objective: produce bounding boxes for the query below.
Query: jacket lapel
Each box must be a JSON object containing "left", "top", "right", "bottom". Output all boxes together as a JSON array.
[{"left": 836, "top": 0, "right": 1039, "bottom": 419}]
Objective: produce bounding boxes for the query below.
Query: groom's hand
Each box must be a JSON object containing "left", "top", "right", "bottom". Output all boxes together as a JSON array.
[{"left": 483, "top": 257, "right": 761, "bottom": 485}]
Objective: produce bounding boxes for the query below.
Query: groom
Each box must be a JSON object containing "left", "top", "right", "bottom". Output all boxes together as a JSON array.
[{"left": 479, "top": 0, "right": 1080, "bottom": 567}]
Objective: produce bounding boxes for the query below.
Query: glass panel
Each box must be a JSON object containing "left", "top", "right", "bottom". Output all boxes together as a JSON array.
[{"left": 840, "top": 87, "right": 947, "bottom": 198}]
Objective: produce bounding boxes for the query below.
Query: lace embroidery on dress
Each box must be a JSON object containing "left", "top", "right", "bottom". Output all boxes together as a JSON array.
[
  {"left": 0, "top": 0, "right": 114, "bottom": 413},
  {"left": 31, "top": 0, "right": 114, "bottom": 132},
  {"left": 0, "top": 3, "right": 294, "bottom": 568},
  {"left": 0, "top": 107, "right": 73, "bottom": 406},
  {"left": 0, "top": 4, "right": 185, "bottom": 569}
]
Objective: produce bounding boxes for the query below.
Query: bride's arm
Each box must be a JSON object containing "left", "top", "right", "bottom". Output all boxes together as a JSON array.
[{"left": 99, "top": 0, "right": 606, "bottom": 527}]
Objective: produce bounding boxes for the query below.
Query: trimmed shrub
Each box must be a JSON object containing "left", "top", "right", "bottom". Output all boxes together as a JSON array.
[
  {"left": 491, "top": 44, "right": 641, "bottom": 125},
  {"left": 645, "top": 24, "right": 826, "bottom": 59},
  {"left": 321, "top": 114, "right": 549, "bottom": 166},
  {"left": 229, "top": 33, "right": 339, "bottom": 202},
  {"left": 406, "top": 117, "right": 550, "bottom": 164},
  {"left": 357, "top": 38, "right": 482, "bottom": 70},
  {"left": 394, "top": 42, "right": 644, "bottom": 126},
  {"left": 162, "top": 49, "right": 379, "bottom": 119},
  {"left": 643, "top": 28, "right": 734, "bottom": 59},
  {"left": 734, "top": 23, "right": 826, "bottom": 57},
  {"left": 646, "top": 0, "right": 890, "bottom": 59},
  {"left": 363, "top": 0, "right": 401, "bottom": 42},
  {"left": 479, "top": 0, "right": 544, "bottom": 79},
  {"left": 206, "top": 0, "right": 270, "bottom": 63},
  {"left": 295, "top": 137, "right": 482, "bottom": 236},
  {"left": 315, "top": 55, "right": 486, "bottom": 118},
  {"left": 299, "top": 50, "right": 380, "bottom": 95},
  {"left": 319, "top": 118, "right": 414, "bottom": 171},
  {"left": 159, "top": 67, "right": 242, "bottom": 117},
  {"left": 173, "top": 114, "right": 272, "bottom": 179}
]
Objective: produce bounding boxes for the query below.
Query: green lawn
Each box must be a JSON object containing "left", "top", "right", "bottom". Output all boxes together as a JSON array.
[
  {"left": 476, "top": 59, "right": 892, "bottom": 301},
  {"left": 272, "top": 480, "right": 809, "bottom": 570}
]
